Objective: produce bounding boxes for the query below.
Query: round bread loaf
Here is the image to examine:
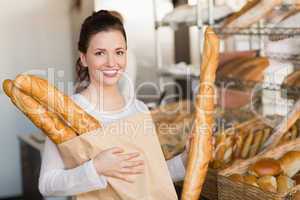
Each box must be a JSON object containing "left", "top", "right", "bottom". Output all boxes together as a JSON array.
[{"left": 249, "top": 158, "right": 282, "bottom": 177}]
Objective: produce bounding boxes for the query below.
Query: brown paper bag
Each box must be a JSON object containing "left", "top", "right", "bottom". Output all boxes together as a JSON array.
[{"left": 58, "top": 112, "right": 178, "bottom": 200}]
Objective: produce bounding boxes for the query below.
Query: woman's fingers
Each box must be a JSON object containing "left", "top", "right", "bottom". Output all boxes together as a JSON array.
[
  {"left": 119, "top": 152, "right": 140, "bottom": 161},
  {"left": 122, "top": 160, "right": 144, "bottom": 168},
  {"left": 109, "top": 147, "right": 124, "bottom": 154},
  {"left": 119, "top": 164, "right": 144, "bottom": 174}
]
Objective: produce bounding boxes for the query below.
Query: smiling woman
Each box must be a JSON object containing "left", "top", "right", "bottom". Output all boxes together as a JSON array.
[
  {"left": 75, "top": 10, "right": 128, "bottom": 93},
  {"left": 38, "top": 10, "right": 188, "bottom": 199}
]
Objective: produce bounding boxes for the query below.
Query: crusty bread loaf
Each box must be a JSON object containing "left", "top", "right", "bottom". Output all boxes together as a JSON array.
[
  {"left": 279, "top": 151, "right": 300, "bottom": 177},
  {"left": 257, "top": 176, "right": 277, "bottom": 193},
  {"left": 249, "top": 158, "right": 282, "bottom": 177},
  {"left": 13, "top": 74, "right": 101, "bottom": 134},
  {"left": 217, "top": 56, "right": 255, "bottom": 78},
  {"left": 7, "top": 81, "right": 77, "bottom": 144},
  {"left": 218, "top": 57, "right": 269, "bottom": 82},
  {"left": 181, "top": 27, "right": 219, "bottom": 200},
  {"left": 277, "top": 175, "right": 295, "bottom": 193}
]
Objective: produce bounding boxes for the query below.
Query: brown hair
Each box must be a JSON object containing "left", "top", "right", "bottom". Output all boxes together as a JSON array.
[{"left": 75, "top": 10, "right": 127, "bottom": 93}]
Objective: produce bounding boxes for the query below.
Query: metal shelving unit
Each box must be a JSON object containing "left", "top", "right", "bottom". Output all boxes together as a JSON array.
[{"left": 152, "top": 0, "right": 300, "bottom": 101}]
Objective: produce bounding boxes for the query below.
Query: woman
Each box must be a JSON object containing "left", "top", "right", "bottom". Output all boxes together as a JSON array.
[{"left": 39, "top": 10, "right": 188, "bottom": 197}]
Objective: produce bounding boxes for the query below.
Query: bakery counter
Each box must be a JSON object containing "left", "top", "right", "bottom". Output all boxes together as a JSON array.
[{"left": 18, "top": 133, "right": 68, "bottom": 200}]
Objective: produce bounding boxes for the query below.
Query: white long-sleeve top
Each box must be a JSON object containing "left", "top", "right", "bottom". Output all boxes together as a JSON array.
[{"left": 39, "top": 94, "right": 186, "bottom": 197}]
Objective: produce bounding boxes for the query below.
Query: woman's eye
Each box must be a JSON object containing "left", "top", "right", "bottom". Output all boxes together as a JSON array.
[
  {"left": 95, "top": 51, "right": 104, "bottom": 56},
  {"left": 116, "top": 51, "right": 125, "bottom": 56}
]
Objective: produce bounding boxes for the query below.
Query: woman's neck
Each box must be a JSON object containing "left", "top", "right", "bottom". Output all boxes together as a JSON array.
[{"left": 80, "top": 82, "right": 126, "bottom": 113}]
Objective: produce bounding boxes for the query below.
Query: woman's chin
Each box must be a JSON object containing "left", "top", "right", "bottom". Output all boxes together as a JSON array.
[{"left": 102, "top": 77, "right": 120, "bottom": 86}]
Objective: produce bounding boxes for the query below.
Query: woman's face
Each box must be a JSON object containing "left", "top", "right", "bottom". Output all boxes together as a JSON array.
[{"left": 80, "top": 30, "right": 127, "bottom": 87}]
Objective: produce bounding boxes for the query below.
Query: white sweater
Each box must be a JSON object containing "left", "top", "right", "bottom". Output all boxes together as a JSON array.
[{"left": 39, "top": 94, "right": 186, "bottom": 197}]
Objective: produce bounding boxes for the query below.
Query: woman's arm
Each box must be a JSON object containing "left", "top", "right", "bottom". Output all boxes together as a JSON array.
[{"left": 39, "top": 137, "right": 107, "bottom": 197}]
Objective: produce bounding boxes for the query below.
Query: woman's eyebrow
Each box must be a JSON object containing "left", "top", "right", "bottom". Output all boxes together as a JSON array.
[
  {"left": 115, "top": 47, "right": 125, "bottom": 50},
  {"left": 94, "top": 48, "right": 106, "bottom": 51}
]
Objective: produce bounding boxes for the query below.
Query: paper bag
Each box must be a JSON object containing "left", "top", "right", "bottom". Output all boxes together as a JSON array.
[{"left": 58, "top": 112, "right": 178, "bottom": 200}]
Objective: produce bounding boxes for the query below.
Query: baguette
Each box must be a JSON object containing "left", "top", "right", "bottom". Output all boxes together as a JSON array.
[
  {"left": 3, "top": 79, "right": 13, "bottom": 98},
  {"left": 233, "top": 130, "right": 245, "bottom": 158},
  {"left": 13, "top": 74, "right": 101, "bottom": 134},
  {"left": 221, "top": 0, "right": 283, "bottom": 30},
  {"left": 181, "top": 27, "right": 219, "bottom": 200},
  {"left": 259, "top": 128, "right": 271, "bottom": 151},
  {"left": 6, "top": 81, "right": 77, "bottom": 144},
  {"left": 279, "top": 151, "right": 300, "bottom": 177},
  {"left": 217, "top": 56, "right": 255, "bottom": 78},
  {"left": 241, "top": 131, "right": 254, "bottom": 159},
  {"left": 249, "top": 130, "right": 264, "bottom": 157},
  {"left": 277, "top": 175, "right": 295, "bottom": 193}
]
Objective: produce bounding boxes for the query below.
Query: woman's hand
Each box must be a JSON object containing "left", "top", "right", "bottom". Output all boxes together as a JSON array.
[
  {"left": 93, "top": 147, "right": 144, "bottom": 183},
  {"left": 181, "top": 134, "right": 193, "bottom": 167}
]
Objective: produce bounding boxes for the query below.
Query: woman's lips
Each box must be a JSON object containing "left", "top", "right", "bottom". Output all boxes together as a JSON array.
[{"left": 101, "top": 69, "right": 121, "bottom": 78}]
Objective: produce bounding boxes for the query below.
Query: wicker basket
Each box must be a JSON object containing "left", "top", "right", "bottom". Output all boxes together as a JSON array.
[
  {"left": 218, "top": 138, "right": 300, "bottom": 200},
  {"left": 201, "top": 117, "right": 272, "bottom": 200}
]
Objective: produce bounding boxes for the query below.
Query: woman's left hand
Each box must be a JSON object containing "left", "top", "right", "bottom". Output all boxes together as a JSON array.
[
  {"left": 181, "top": 134, "right": 215, "bottom": 167},
  {"left": 181, "top": 134, "right": 194, "bottom": 167}
]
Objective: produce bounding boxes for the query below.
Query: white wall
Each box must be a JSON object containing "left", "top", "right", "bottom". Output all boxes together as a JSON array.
[{"left": 0, "top": 0, "right": 75, "bottom": 197}]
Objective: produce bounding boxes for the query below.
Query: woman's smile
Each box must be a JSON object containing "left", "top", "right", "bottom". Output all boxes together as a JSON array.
[{"left": 100, "top": 68, "right": 122, "bottom": 78}]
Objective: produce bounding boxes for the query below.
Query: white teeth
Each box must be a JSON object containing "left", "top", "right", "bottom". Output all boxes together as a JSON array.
[
  {"left": 101, "top": 69, "right": 119, "bottom": 77},
  {"left": 103, "top": 70, "right": 117, "bottom": 74}
]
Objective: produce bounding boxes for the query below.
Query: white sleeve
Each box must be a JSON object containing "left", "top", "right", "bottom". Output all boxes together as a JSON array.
[
  {"left": 166, "top": 153, "right": 186, "bottom": 182},
  {"left": 39, "top": 137, "right": 108, "bottom": 197}
]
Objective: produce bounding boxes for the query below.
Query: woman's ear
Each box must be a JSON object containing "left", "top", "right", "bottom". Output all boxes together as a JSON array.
[{"left": 79, "top": 53, "right": 88, "bottom": 67}]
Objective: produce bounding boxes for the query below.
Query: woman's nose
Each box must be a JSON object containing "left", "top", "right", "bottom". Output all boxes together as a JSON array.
[{"left": 107, "top": 54, "right": 117, "bottom": 67}]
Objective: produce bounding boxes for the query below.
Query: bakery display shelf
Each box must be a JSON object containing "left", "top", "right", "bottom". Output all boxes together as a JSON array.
[
  {"left": 155, "top": 20, "right": 197, "bottom": 29},
  {"left": 266, "top": 53, "right": 300, "bottom": 65},
  {"left": 215, "top": 27, "right": 300, "bottom": 37}
]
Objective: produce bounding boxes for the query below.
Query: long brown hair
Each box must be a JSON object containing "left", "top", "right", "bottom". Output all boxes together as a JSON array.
[{"left": 75, "top": 10, "right": 127, "bottom": 93}]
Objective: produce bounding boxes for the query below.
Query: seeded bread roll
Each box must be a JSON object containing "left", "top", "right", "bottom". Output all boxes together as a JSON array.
[{"left": 13, "top": 74, "right": 101, "bottom": 134}]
